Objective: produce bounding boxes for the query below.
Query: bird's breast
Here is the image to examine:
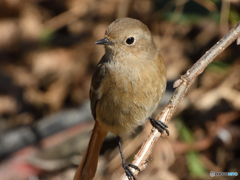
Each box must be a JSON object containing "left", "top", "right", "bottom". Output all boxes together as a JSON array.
[{"left": 96, "top": 59, "right": 166, "bottom": 135}]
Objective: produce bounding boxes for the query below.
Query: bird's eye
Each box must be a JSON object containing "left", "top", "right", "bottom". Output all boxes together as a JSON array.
[{"left": 126, "top": 37, "right": 135, "bottom": 45}]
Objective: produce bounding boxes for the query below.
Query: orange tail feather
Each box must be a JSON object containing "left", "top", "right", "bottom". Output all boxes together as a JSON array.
[{"left": 74, "top": 121, "right": 108, "bottom": 180}]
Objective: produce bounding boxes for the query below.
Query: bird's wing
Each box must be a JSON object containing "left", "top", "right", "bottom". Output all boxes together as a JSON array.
[{"left": 90, "top": 55, "right": 109, "bottom": 119}]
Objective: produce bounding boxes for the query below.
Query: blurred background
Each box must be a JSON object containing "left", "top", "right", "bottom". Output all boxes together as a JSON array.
[{"left": 0, "top": 0, "right": 240, "bottom": 180}]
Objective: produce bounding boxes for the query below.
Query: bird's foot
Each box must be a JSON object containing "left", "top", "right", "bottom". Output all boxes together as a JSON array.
[
  {"left": 148, "top": 117, "right": 169, "bottom": 136},
  {"left": 117, "top": 136, "right": 140, "bottom": 180},
  {"left": 122, "top": 161, "right": 140, "bottom": 180}
]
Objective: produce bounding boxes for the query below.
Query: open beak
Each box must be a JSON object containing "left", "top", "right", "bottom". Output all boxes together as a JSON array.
[{"left": 95, "top": 37, "right": 114, "bottom": 45}]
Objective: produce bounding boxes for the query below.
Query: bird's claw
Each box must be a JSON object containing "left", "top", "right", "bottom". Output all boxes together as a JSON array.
[
  {"left": 148, "top": 117, "right": 169, "bottom": 136},
  {"left": 122, "top": 162, "right": 140, "bottom": 180}
]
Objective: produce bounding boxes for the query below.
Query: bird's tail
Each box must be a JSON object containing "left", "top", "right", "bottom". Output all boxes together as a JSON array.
[{"left": 74, "top": 121, "right": 108, "bottom": 180}]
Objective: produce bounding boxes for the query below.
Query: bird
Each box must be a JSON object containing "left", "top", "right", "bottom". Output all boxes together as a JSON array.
[{"left": 73, "top": 17, "right": 168, "bottom": 180}]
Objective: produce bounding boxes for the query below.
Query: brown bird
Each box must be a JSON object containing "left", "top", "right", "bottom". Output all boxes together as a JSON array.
[{"left": 73, "top": 17, "right": 168, "bottom": 180}]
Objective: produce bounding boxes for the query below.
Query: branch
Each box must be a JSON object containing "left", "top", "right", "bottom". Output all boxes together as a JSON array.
[{"left": 120, "top": 20, "right": 240, "bottom": 180}]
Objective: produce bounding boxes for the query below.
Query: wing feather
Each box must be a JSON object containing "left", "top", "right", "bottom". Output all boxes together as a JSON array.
[{"left": 90, "top": 55, "right": 109, "bottom": 119}]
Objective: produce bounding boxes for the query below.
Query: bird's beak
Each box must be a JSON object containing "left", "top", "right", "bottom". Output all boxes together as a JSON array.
[{"left": 95, "top": 37, "right": 114, "bottom": 45}]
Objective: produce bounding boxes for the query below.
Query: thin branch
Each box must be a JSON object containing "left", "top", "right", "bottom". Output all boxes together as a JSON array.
[{"left": 120, "top": 20, "right": 240, "bottom": 180}]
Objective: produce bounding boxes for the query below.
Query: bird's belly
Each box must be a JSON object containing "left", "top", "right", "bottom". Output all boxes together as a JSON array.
[{"left": 96, "top": 72, "right": 163, "bottom": 135}]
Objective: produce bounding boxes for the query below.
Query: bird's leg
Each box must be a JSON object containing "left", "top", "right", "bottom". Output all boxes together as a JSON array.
[
  {"left": 117, "top": 136, "right": 140, "bottom": 180},
  {"left": 148, "top": 117, "right": 169, "bottom": 136}
]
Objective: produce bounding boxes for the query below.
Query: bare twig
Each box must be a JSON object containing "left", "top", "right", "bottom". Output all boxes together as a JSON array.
[{"left": 120, "top": 20, "right": 240, "bottom": 180}]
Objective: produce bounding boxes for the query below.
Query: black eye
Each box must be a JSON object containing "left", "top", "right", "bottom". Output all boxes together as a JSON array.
[{"left": 126, "top": 37, "right": 134, "bottom": 45}]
